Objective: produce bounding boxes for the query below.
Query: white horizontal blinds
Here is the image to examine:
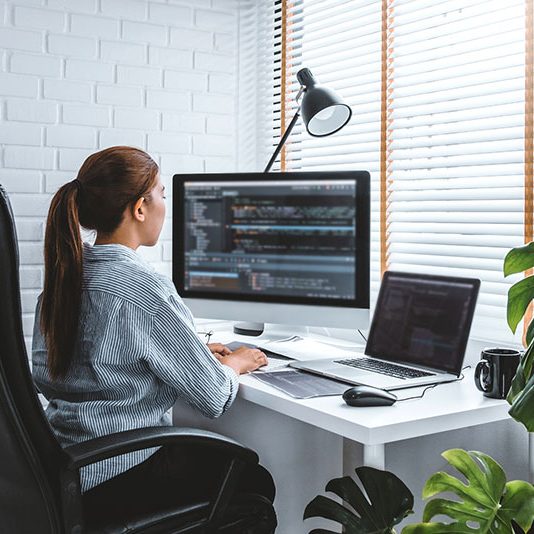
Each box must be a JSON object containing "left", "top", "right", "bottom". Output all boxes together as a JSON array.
[
  {"left": 386, "top": 0, "right": 526, "bottom": 343},
  {"left": 254, "top": 0, "right": 286, "bottom": 172},
  {"left": 523, "top": 0, "right": 533, "bottom": 341},
  {"left": 237, "top": 0, "right": 262, "bottom": 171},
  {"left": 282, "top": 0, "right": 383, "bottom": 297},
  {"left": 380, "top": 0, "right": 393, "bottom": 277}
]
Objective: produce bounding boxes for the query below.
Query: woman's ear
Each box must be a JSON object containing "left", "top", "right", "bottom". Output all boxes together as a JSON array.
[{"left": 132, "top": 197, "right": 145, "bottom": 222}]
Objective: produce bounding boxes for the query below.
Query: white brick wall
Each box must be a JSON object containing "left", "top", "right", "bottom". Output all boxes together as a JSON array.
[{"left": 0, "top": 0, "right": 240, "bottom": 349}]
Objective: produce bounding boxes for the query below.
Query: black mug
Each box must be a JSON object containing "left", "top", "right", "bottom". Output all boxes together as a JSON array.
[{"left": 474, "top": 348, "right": 521, "bottom": 399}]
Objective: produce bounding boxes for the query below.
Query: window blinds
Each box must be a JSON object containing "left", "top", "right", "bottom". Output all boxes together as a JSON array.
[
  {"left": 386, "top": 0, "right": 526, "bottom": 343},
  {"left": 260, "top": 0, "right": 384, "bottom": 308},
  {"left": 257, "top": 0, "right": 531, "bottom": 344}
]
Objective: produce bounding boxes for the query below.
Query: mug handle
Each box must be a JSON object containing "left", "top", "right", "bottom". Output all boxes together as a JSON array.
[{"left": 475, "top": 359, "right": 492, "bottom": 392}]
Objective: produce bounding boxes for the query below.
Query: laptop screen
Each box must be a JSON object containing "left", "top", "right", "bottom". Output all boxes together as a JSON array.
[{"left": 365, "top": 272, "right": 480, "bottom": 375}]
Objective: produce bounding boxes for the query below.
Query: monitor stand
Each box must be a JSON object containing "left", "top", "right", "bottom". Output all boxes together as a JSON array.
[
  {"left": 232, "top": 322, "right": 310, "bottom": 339},
  {"left": 233, "top": 321, "right": 265, "bottom": 336}
]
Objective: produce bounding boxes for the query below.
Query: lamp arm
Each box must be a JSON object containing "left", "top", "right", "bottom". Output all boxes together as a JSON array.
[{"left": 264, "top": 109, "right": 300, "bottom": 172}]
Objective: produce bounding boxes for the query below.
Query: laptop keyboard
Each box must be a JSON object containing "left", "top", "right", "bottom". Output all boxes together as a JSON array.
[{"left": 333, "top": 358, "right": 434, "bottom": 380}]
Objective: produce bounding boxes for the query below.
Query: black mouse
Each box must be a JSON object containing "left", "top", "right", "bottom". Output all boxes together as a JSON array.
[{"left": 342, "top": 385, "right": 397, "bottom": 407}]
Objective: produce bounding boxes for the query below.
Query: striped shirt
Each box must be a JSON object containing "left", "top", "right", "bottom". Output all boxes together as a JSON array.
[{"left": 32, "top": 243, "right": 239, "bottom": 492}]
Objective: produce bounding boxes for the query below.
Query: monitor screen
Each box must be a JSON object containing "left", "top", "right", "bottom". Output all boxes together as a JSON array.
[
  {"left": 366, "top": 271, "right": 480, "bottom": 375},
  {"left": 173, "top": 171, "right": 370, "bottom": 328}
]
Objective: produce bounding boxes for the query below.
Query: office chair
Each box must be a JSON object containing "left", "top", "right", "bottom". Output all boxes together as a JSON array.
[{"left": 0, "top": 184, "right": 277, "bottom": 534}]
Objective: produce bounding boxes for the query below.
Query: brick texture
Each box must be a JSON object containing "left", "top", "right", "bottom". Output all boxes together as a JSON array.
[{"left": 0, "top": 0, "right": 239, "bottom": 346}]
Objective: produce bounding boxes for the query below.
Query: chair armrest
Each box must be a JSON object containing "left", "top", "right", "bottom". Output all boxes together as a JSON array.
[{"left": 63, "top": 426, "right": 258, "bottom": 469}]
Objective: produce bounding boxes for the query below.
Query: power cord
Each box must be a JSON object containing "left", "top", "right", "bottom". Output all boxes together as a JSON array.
[
  {"left": 396, "top": 365, "right": 471, "bottom": 402},
  {"left": 357, "top": 329, "right": 368, "bottom": 343},
  {"left": 396, "top": 383, "right": 438, "bottom": 401}
]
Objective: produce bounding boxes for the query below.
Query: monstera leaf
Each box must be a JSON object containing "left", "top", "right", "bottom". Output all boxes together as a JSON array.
[
  {"left": 503, "top": 242, "right": 534, "bottom": 430},
  {"left": 304, "top": 466, "right": 414, "bottom": 534},
  {"left": 507, "top": 340, "right": 534, "bottom": 431},
  {"left": 401, "top": 449, "right": 534, "bottom": 534},
  {"left": 507, "top": 277, "right": 534, "bottom": 336},
  {"left": 504, "top": 243, "right": 534, "bottom": 339},
  {"left": 504, "top": 242, "right": 534, "bottom": 278}
]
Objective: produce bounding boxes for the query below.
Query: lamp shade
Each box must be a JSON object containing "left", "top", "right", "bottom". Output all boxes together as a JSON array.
[{"left": 297, "top": 68, "right": 352, "bottom": 137}]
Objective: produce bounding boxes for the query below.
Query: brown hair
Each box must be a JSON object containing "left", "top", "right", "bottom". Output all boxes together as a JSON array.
[{"left": 41, "top": 146, "right": 159, "bottom": 380}]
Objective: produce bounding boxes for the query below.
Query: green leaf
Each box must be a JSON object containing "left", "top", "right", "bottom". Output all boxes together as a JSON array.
[
  {"left": 421, "top": 450, "right": 505, "bottom": 521},
  {"left": 304, "top": 467, "right": 414, "bottom": 534},
  {"left": 442, "top": 449, "right": 506, "bottom": 503},
  {"left": 504, "top": 242, "right": 534, "bottom": 277},
  {"left": 499, "top": 480, "right": 534, "bottom": 532},
  {"left": 526, "top": 320, "right": 534, "bottom": 347},
  {"left": 422, "top": 472, "right": 492, "bottom": 510},
  {"left": 356, "top": 467, "right": 414, "bottom": 528},
  {"left": 400, "top": 449, "right": 534, "bottom": 534},
  {"left": 403, "top": 523, "right": 482, "bottom": 533},
  {"left": 507, "top": 277, "right": 534, "bottom": 333},
  {"left": 324, "top": 476, "right": 379, "bottom": 528},
  {"left": 508, "top": 371, "right": 534, "bottom": 432},
  {"left": 507, "top": 340, "right": 534, "bottom": 406},
  {"left": 304, "top": 495, "right": 362, "bottom": 531}
]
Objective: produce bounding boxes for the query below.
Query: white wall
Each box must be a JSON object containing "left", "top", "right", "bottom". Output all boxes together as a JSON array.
[{"left": 0, "top": 0, "right": 241, "bottom": 350}]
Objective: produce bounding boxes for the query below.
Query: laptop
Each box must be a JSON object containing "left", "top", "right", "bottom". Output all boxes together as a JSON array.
[{"left": 290, "top": 271, "right": 480, "bottom": 391}]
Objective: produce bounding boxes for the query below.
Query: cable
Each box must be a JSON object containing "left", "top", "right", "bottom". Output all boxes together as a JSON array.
[
  {"left": 357, "top": 329, "right": 368, "bottom": 343},
  {"left": 396, "top": 366, "right": 470, "bottom": 402},
  {"left": 396, "top": 383, "right": 438, "bottom": 401},
  {"left": 197, "top": 330, "right": 213, "bottom": 344}
]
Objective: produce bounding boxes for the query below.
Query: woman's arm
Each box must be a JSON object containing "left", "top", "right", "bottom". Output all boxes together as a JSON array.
[{"left": 147, "top": 295, "right": 241, "bottom": 418}]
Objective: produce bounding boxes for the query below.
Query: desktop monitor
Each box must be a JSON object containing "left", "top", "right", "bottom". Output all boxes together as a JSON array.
[{"left": 172, "top": 171, "right": 370, "bottom": 333}]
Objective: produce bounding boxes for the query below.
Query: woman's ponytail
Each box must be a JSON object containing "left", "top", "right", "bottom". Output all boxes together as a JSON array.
[
  {"left": 40, "top": 146, "right": 159, "bottom": 380},
  {"left": 41, "top": 179, "right": 83, "bottom": 380}
]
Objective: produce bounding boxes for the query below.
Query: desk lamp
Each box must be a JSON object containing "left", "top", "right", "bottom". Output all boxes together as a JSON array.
[
  {"left": 263, "top": 67, "right": 352, "bottom": 172},
  {"left": 234, "top": 69, "right": 353, "bottom": 337}
]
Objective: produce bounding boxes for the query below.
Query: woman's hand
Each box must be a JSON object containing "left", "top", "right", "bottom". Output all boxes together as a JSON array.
[
  {"left": 217, "top": 346, "right": 268, "bottom": 375},
  {"left": 207, "top": 343, "right": 231, "bottom": 358}
]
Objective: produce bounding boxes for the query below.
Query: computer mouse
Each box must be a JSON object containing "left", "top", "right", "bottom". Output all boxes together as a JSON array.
[{"left": 342, "top": 385, "right": 397, "bottom": 407}]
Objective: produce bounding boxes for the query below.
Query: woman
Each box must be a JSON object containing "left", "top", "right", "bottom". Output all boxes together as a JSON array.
[{"left": 32, "top": 146, "right": 274, "bottom": 525}]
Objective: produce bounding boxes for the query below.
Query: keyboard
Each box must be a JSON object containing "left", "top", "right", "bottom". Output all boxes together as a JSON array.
[
  {"left": 333, "top": 358, "right": 434, "bottom": 380},
  {"left": 259, "top": 349, "right": 292, "bottom": 372}
]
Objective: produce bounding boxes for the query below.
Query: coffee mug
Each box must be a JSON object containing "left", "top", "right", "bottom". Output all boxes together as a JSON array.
[{"left": 474, "top": 348, "right": 521, "bottom": 399}]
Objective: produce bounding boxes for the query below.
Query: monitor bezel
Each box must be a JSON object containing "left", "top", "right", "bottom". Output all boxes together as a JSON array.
[{"left": 173, "top": 171, "right": 370, "bottom": 311}]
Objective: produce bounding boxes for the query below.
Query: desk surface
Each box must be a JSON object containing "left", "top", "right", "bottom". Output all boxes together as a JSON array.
[
  {"left": 201, "top": 320, "right": 511, "bottom": 446},
  {"left": 239, "top": 371, "right": 509, "bottom": 445}
]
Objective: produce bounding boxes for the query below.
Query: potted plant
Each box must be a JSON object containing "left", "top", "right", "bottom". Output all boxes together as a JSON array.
[{"left": 305, "top": 449, "right": 534, "bottom": 533}]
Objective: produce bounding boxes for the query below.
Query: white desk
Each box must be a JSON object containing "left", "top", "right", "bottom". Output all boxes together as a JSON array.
[{"left": 173, "top": 323, "right": 528, "bottom": 533}]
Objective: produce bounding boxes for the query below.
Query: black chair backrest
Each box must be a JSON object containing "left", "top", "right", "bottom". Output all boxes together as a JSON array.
[{"left": 0, "top": 184, "right": 65, "bottom": 533}]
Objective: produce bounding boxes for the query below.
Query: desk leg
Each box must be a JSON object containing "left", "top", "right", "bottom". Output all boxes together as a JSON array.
[{"left": 363, "top": 444, "right": 385, "bottom": 470}]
